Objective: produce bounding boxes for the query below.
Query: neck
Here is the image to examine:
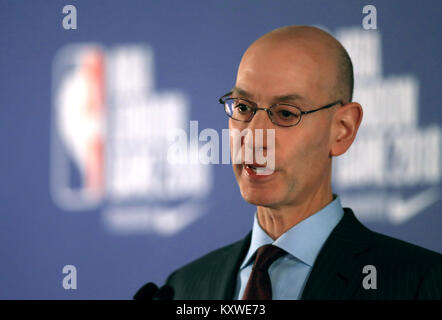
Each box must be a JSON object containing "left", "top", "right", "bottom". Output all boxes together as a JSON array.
[{"left": 257, "top": 187, "right": 334, "bottom": 240}]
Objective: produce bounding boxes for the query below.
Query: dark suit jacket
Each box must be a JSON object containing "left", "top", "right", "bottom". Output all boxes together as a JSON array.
[{"left": 163, "top": 208, "right": 442, "bottom": 299}]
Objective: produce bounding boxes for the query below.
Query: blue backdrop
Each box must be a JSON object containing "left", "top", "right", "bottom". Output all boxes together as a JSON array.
[{"left": 0, "top": 0, "right": 440, "bottom": 299}]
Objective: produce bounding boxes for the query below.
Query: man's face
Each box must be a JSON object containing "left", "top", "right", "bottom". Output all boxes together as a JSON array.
[{"left": 230, "top": 38, "right": 337, "bottom": 209}]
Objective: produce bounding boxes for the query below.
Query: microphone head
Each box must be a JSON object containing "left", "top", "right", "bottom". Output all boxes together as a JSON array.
[
  {"left": 133, "top": 282, "right": 159, "bottom": 300},
  {"left": 153, "top": 285, "right": 174, "bottom": 300}
]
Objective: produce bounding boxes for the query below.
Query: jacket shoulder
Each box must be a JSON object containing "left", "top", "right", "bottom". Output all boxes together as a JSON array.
[
  {"left": 167, "top": 238, "right": 245, "bottom": 282},
  {"left": 363, "top": 231, "right": 442, "bottom": 299},
  {"left": 370, "top": 231, "right": 442, "bottom": 266},
  {"left": 165, "top": 234, "right": 250, "bottom": 299},
  {"left": 306, "top": 208, "right": 442, "bottom": 299}
]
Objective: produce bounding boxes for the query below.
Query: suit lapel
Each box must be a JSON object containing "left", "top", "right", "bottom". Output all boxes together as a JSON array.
[
  {"left": 206, "top": 232, "right": 252, "bottom": 299},
  {"left": 301, "top": 208, "right": 374, "bottom": 300}
]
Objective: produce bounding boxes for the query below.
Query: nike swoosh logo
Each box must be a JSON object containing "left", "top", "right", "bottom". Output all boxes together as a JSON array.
[{"left": 387, "top": 188, "right": 440, "bottom": 225}]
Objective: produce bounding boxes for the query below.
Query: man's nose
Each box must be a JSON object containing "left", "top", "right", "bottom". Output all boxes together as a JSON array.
[
  {"left": 247, "top": 109, "right": 273, "bottom": 130},
  {"left": 242, "top": 109, "right": 272, "bottom": 155}
]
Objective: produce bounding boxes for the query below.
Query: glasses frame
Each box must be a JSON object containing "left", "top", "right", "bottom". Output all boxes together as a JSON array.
[{"left": 219, "top": 92, "right": 343, "bottom": 127}]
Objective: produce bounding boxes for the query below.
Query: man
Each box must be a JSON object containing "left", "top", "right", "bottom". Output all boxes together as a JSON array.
[{"left": 137, "top": 25, "right": 442, "bottom": 300}]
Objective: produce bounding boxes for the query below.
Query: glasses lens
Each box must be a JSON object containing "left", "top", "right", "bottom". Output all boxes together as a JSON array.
[
  {"left": 271, "top": 105, "right": 302, "bottom": 126},
  {"left": 224, "top": 98, "right": 254, "bottom": 121}
]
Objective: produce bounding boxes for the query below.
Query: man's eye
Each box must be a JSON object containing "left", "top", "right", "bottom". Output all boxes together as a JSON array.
[
  {"left": 235, "top": 104, "right": 252, "bottom": 113},
  {"left": 278, "top": 109, "right": 296, "bottom": 118}
]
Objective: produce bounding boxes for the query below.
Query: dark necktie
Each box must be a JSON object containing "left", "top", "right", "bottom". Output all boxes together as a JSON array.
[{"left": 242, "top": 244, "right": 287, "bottom": 300}]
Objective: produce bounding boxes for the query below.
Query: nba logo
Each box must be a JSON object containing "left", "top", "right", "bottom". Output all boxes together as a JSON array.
[
  {"left": 51, "top": 44, "right": 106, "bottom": 210},
  {"left": 51, "top": 43, "right": 212, "bottom": 235}
]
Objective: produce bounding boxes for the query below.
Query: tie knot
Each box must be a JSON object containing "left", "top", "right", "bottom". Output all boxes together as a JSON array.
[{"left": 253, "top": 244, "right": 286, "bottom": 272}]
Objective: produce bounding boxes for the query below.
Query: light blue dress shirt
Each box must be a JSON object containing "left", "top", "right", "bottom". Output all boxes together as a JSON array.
[{"left": 234, "top": 195, "right": 344, "bottom": 300}]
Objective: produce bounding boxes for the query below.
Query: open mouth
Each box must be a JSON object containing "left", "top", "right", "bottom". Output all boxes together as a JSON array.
[{"left": 244, "top": 164, "right": 274, "bottom": 176}]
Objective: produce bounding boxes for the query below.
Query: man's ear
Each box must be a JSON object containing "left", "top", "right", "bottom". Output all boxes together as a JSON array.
[{"left": 330, "top": 102, "right": 363, "bottom": 157}]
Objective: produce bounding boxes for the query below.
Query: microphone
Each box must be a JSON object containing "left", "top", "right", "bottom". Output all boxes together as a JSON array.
[
  {"left": 133, "top": 282, "right": 159, "bottom": 300},
  {"left": 152, "top": 285, "right": 174, "bottom": 300},
  {"left": 133, "top": 282, "right": 175, "bottom": 300}
]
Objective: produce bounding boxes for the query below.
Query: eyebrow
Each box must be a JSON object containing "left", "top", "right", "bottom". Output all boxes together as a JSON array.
[
  {"left": 231, "top": 87, "right": 252, "bottom": 98},
  {"left": 231, "top": 86, "right": 305, "bottom": 103}
]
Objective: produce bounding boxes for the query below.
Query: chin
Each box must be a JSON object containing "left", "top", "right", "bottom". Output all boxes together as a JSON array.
[{"left": 239, "top": 187, "right": 280, "bottom": 207}]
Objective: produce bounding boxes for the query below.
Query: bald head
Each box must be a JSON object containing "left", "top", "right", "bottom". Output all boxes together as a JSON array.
[{"left": 239, "top": 25, "right": 353, "bottom": 103}]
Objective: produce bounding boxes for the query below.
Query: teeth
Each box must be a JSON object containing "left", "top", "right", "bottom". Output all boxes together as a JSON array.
[
  {"left": 245, "top": 165, "right": 273, "bottom": 175},
  {"left": 256, "top": 167, "right": 273, "bottom": 175}
]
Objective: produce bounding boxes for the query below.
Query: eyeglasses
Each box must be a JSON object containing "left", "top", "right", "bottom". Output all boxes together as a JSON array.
[{"left": 219, "top": 92, "right": 342, "bottom": 127}]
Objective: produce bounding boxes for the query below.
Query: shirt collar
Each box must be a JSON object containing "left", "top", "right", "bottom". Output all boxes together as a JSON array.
[{"left": 240, "top": 195, "right": 344, "bottom": 269}]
